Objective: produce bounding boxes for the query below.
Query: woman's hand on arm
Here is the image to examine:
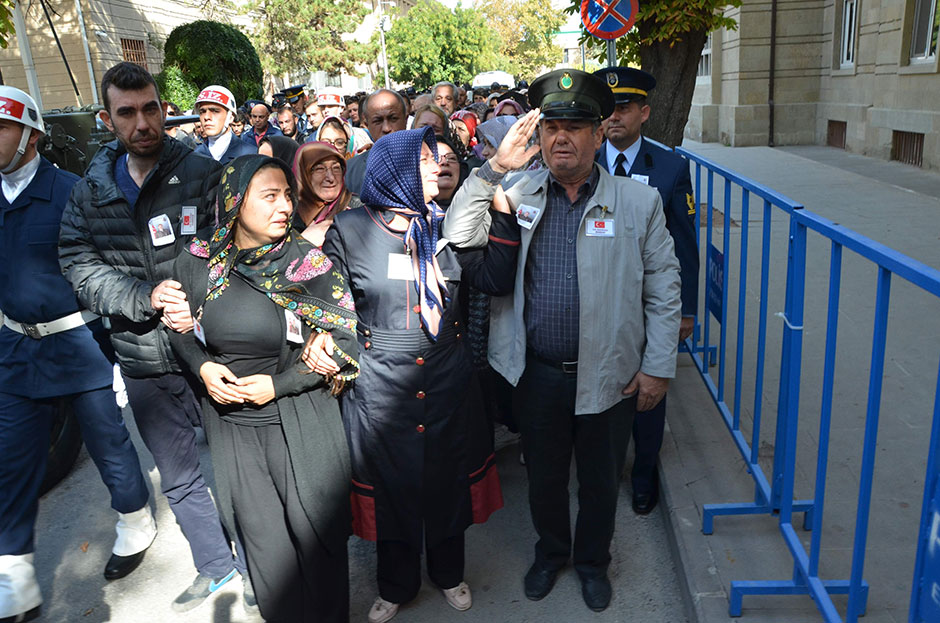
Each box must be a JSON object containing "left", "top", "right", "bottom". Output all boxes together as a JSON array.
[
  {"left": 233, "top": 375, "right": 276, "bottom": 406},
  {"left": 301, "top": 331, "right": 342, "bottom": 376},
  {"left": 199, "top": 362, "right": 245, "bottom": 405}
]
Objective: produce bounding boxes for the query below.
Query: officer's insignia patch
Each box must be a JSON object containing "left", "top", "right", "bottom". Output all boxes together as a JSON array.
[
  {"left": 27, "top": 108, "right": 37, "bottom": 122},
  {"left": 606, "top": 72, "right": 618, "bottom": 88},
  {"left": 559, "top": 73, "right": 573, "bottom": 90},
  {"left": 686, "top": 193, "right": 696, "bottom": 215}
]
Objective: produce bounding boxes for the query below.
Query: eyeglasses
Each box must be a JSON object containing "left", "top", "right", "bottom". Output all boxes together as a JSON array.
[
  {"left": 321, "top": 138, "right": 347, "bottom": 149},
  {"left": 311, "top": 163, "right": 344, "bottom": 178},
  {"left": 437, "top": 154, "right": 459, "bottom": 165}
]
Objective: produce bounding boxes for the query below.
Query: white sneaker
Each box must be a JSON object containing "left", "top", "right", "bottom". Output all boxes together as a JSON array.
[
  {"left": 493, "top": 425, "right": 521, "bottom": 451},
  {"left": 112, "top": 506, "right": 157, "bottom": 556},
  {"left": 368, "top": 596, "right": 399, "bottom": 623},
  {"left": 0, "top": 554, "right": 42, "bottom": 620},
  {"left": 442, "top": 581, "right": 472, "bottom": 611}
]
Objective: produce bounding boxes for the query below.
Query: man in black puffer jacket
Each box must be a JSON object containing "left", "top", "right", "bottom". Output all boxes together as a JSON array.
[{"left": 59, "top": 62, "right": 249, "bottom": 613}]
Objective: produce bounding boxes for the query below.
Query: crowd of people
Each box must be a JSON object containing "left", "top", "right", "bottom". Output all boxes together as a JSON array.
[{"left": 0, "top": 56, "right": 698, "bottom": 623}]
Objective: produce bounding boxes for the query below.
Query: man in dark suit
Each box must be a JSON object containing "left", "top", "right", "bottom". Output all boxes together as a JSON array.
[{"left": 594, "top": 67, "right": 698, "bottom": 515}]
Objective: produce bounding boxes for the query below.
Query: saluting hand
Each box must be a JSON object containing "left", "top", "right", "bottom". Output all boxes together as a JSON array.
[
  {"left": 490, "top": 109, "right": 541, "bottom": 174},
  {"left": 199, "top": 362, "right": 245, "bottom": 405},
  {"left": 623, "top": 371, "right": 669, "bottom": 412}
]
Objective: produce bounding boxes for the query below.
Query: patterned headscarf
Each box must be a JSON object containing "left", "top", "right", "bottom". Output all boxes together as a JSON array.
[
  {"left": 188, "top": 154, "right": 359, "bottom": 379},
  {"left": 360, "top": 127, "right": 449, "bottom": 340},
  {"left": 477, "top": 115, "right": 517, "bottom": 151}
]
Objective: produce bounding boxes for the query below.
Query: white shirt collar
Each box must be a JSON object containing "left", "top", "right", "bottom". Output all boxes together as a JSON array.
[
  {"left": 605, "top": 135, "right": 642, "bottom": 174},
  {"left": 207, "top": 129, "right": 233, "bottom": 161},
  {"left": 2, "top": 153, "right": 41, "bottom": 204}
]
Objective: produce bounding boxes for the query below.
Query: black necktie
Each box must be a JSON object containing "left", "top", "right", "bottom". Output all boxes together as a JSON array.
[{"left": 614, "top": 153, "right": 627, "bottom": 177}]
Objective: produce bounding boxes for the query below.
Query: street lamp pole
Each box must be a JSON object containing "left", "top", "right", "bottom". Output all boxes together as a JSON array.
[{"left": 379, "top": 19, "right": 390, "bottom": 89}]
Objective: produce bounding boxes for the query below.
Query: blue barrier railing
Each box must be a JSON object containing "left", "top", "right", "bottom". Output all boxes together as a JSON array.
[{"left": 674, "top": 145, "right": 940, "bottom": 622}]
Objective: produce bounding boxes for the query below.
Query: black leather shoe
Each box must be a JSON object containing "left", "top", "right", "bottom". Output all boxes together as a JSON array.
[
  {"left": 0, "top": 605, "right": 40, "bottom": 623},
  {"left": 580, "top": 574, "right": 612, "bottom": 612},
  {"left": 524, "top": 562, "right": 559, "bottom": 600},
  {"left": 632, "top": 487, "right": 659, "bottom": 515},
  {"left": 104, "top": 550, "right": 147, "bottom": 580}
]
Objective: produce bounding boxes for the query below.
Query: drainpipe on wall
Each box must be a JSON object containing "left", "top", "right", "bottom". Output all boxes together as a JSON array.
[
  {"left": 12, "top": 1, "right": 42, "bottom": 109},
  {"left": 768, "top": 0, "right": 777, "bottom": 147},
  {"left": 74, "top": 0, "right": 98, "bottom": 106}
]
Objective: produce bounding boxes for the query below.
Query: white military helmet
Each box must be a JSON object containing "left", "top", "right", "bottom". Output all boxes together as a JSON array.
[
  {"left": 0, "top": 86, "right": 44, "bottom": 174},
  {"left": 194, "top": 85, "right": 237, "bottom": 113}
]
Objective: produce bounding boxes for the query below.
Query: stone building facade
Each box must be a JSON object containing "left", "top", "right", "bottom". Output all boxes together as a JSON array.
[{"left": 687, "top": 0, "right": 940, "bottom": 171}]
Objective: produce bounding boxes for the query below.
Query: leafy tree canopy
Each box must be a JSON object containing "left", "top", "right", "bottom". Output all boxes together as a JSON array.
[
  {"left": 478, "top": 0, "right": 566, "bottom": 81},
  {"left": 0, "top": 1, "right": 13, "bottom": 50},
  {"left": 564, "top": 0, "right": 741, "bottom": 146},
  {"left": 384, "top": 0, "right": 501, "bottom": 90},
  {"left": 245, "top": 0, "right": 372, "bottom": 79},
  {"left": 157, "top": 20, "right": 263, "bottom": 109}
]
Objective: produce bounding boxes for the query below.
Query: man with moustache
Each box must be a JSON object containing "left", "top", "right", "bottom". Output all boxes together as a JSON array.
[
  {"left": 344, "top": 88, "right": 409, "bottom": 195},
  {"left": 59, "top": 62, "right": 249, "bottom": 613},
  {"left": 193, "top": 85, "right": 256, "bottom": 164},
  {"left": 241, "top": 101, "right": 282, "bottom": 147},
  {"left": 594, "top": 67, "right": 698, "bottom": 515},
  {"left": 443, "top": 69, "right": 681, "bottom": 612}
]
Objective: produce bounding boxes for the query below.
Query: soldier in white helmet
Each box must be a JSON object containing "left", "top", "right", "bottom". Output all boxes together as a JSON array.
[
  {"left": 0, "top": 86, "right": 155, "bottom": 623},
  {"left": 193, "top": 85, "right": 257, "bottom": 164}
]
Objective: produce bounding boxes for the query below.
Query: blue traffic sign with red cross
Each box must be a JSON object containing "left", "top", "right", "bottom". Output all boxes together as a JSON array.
[{"left": 580, "top": 0, "right": 637, "bottom": 40}]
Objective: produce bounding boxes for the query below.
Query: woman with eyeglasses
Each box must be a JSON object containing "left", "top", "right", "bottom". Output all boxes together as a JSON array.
[
  {"left": 321, "top": 127, "right": 521, "bottom": 623},
  {"left": 292, "top": 141, "right": 361, "bottom": 246},
  {"left": 314, "top": 116, "right": 353, "bottom": 158},
  {"left": 433, "top": 134, "right": 467, "bottom": 209}
]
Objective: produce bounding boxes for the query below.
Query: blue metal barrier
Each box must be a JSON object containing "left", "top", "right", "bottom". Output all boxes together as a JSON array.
[{"left": 674, "top": 145, "right": 940, "bottom": 622}]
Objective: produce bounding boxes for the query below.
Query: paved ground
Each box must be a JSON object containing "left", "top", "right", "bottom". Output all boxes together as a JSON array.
[
  {"left": 34, "top": 417, "right": 687, "bottom": 622},
  {"left": 661, "top": 140, "right": 940, "bottom": 623}
]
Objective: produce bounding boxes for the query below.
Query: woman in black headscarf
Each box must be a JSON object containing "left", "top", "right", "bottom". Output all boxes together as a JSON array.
[
  {"left": 169, "top": 155, "right": 359, "bottom": 623},
  {"left": 322, "top": 127, "right": 520, "bottom": 623},
  {"left": 258, "top": 134, "right": 301, "bottom": 167}
]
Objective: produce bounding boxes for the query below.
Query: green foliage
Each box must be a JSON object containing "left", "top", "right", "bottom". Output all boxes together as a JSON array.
[
  {"left": 478, "top": 0, "right": 566, "bottom": 81},
  {"left": 0, "top": 0, "right": 13, "bottom": 50},
  {"left": 564, "top": 0, "right": 741, "bottom": 65},
  {"left": 155, "top": 65, "right": 200, "bottom": 110},
  {"left": 158, "top": 20, "right": 263, "bottom": 107},
  {"left": 384, "top": 0, "right": 502, "bottom": 89},
  {"left": 245, "top": 0, "right": 372, "bottom": 78}
]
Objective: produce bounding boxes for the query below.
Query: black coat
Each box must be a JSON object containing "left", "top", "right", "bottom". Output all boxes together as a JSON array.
[
  {"left": 193, "top": 130, "right": 258, "bottom": 164},
  {"left": 322, "top": 205, "right": 518, "bottom": 548},
  {"left": 59, "top": 137, "right": 221, "bottom": 377},
  {"left": 169, "top": 250, "right": 355, "bottom": 557}
]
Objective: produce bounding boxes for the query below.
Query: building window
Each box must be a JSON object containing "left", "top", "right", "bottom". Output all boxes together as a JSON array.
[
  {"left": 697, "top": 34, "right": 712, "bottom": 78},
  {"left": 326, "top": 73, "right": 342, "bottom": 87},
  {"left": 892, "top": 130, "right": 925, "bottom": 166},
  {"left": 121, "top": 38, "right": 147, "bottom": 68},
  {"left": 910, "top": 0, "right": 939, "bottom": 62},
  {"left": 840, "top": 0, "right": 857, "bottom": 67}
]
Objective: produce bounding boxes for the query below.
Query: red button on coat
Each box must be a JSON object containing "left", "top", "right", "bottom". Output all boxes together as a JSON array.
[
  {"left": 413, "top": 305, "right": 421, "bottom": 314},
  {"left": 364, "top": 341, "right": 372, "bottom": 349},
  {"left": 415, "top": 357, "right": 425, "bottom": 366},
  {"left": 416, "top": 391, "right": 426, "bottom": 399},
  {"left": 416, "top": 424, "right": 425, "bottom": 433}
]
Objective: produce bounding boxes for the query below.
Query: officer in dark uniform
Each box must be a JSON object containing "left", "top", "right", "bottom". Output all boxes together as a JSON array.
[
  {"left": 282, "top": 84, "right": 309, "bottom": 138},
  {"left": 594, "top": 67, "right": 698, "bottom": 515},
  {"left": 0, "top": 86, "right": 153, "bottom": 623}
]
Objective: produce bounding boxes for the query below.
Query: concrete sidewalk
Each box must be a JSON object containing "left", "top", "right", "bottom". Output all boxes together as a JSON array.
[
  {"left": 660, "top": 140, "right": 940, "bottom": 623},
  {"left": 33, "top": 417, "right": 688, "bottom": 622}
]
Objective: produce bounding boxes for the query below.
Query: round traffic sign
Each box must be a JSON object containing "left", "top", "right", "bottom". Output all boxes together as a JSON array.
[{"left": 580, "top": 0, "right": 637, "bottom": 41}]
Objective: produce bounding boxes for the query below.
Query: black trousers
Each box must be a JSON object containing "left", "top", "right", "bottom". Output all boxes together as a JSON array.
[
  {"left": 514, "top": 355, "right": 634, "bottom": 578},
  {"left": 122, "top": 374, "right": 240, "bottom": 578},
  {"left": 631, "top": 396, "right": 666, "bottom": 495},
  {"left": 220, "top": 420, "right": 349, "bottom": 623},
  {"left": 377, "top": 533, "right": 464, "bottom": 604}
]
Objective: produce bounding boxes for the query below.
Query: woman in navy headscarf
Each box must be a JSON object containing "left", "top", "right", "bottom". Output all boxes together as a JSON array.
[{"left": 322, "top": 127, "right": 520, "bottom": 623}]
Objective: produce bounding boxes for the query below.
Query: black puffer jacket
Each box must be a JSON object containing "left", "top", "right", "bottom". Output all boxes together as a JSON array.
[{"left": 59, "top": 136, "right": 221, "bottom": 378}]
